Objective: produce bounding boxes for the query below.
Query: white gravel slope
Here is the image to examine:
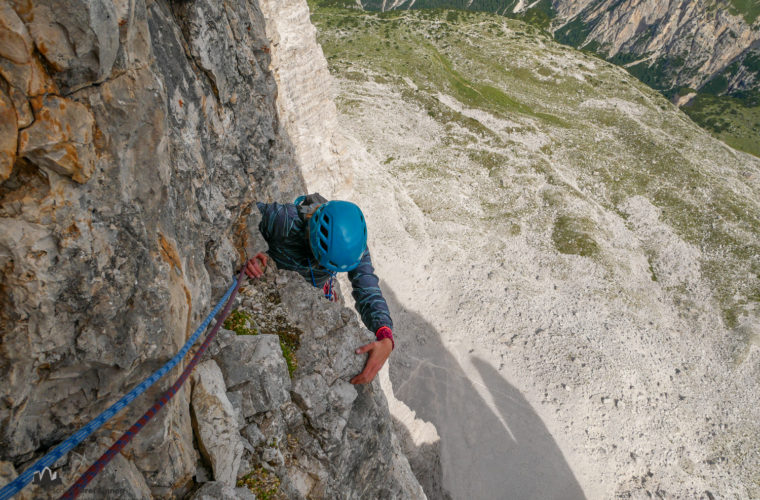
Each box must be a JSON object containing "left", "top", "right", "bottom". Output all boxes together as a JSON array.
[
  {"left": 329, "top": 78, "right": 760, "bottom": 499},
  {"left": 286, "top": 8, "right": 760, "bottom": 499}
]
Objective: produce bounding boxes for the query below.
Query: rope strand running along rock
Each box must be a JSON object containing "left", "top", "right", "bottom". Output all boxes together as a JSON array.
[
  {"left": 59, "top": 267, "right": 246, "bottom": 499},
  {"left": 0, "top": 271, "right": 243, "bottom": 500}
]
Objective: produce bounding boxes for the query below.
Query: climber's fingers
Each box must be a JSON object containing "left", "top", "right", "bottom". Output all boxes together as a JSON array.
[
  {"left": 355, "top": 342, "right": 374, "bottom": 355},
  {"left": 244, "top": 252, "right": 269, "bottom": 279},
  {"left": 245, "top": 258, "right": 263, "bottom": 279},
  {"left": 244, "top": 260, "right": 261, "bottom": 278},
  {"left": 254, "top": 252, "right": 268, "bottom": 268},
  {"left": 351, "top": 338, "right": 393, "bottom": 385}
]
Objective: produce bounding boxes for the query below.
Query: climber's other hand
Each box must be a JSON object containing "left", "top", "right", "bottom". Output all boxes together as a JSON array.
[
  {"left": 350, "top": 338, "right": 392, "bottom": 385},
  {"left": 245, "top": 252, "right": 268, "bottom": 279}
]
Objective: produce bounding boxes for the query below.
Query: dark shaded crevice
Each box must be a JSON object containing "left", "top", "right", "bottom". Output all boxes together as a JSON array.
[{"left": 64, "top": 62, "right": 155, "bottom": 97}]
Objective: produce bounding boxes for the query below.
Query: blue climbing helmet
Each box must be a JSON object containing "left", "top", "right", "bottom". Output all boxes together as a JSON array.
[{"left": 308, "top": 200, "right": 367, "bottom": 272}]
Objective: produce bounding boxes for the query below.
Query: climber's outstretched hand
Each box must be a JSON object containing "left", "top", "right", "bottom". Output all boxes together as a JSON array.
[
  {"left": 350, "top": 338, "right": 393, "bottom": 385},
  {"left": 244, "top": 252, "right": 268, "bottom": 279}
]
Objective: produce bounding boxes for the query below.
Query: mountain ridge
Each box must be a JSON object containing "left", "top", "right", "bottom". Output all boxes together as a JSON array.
[{"left": 353, "top": 0, "right": 760, "bottom": 157}]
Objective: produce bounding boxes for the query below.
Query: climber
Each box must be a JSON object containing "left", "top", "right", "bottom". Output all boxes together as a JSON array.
[{"left": 245, "top": 193, "right": 394, "bottom": 385}]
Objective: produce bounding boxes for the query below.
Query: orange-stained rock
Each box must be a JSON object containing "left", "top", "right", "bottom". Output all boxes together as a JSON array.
[
  {"left": 18, "top": 95, "right": 95, "bottom": 183},
  {"left": 0, "top": 86, "right": 17, "bottom": 182},
  {"left": 8, "top": 0, "right": 119, "bottom": 92},
  {"left": 0, "top": 55, "right": 56, "bottom": 96},
  {"left": 0, "top": 0, "right": 56, "bottom": 96},
  {"left": 0, "top": 0, "right": 32, "bottom": 64},
  {"left": 5, "top": 84, "right": 32, "bottom": 127}
]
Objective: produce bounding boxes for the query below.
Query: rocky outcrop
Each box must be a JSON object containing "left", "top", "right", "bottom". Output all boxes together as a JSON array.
[
  {"left": 256, "top": 0, "right": 354, "bottom": 196},
  {"left": 195, "top": 267, "right": 424, "bottom": 499},
  {"left": 0, "top": 0, "right": 421, "bottom": 498},
  {"left": 0, "top": 0, "right": 302, "bottom": 496},
  {"left": 83, "top": 453, "right": 153, "bottom": 500},
  {"left": 191, "top": 361, "right": 245, "bottom": 487},
  {"left": 18, "top": 95, "right": 96, "bottom": 183},
  {"left": 215, "top": 333, "right": 291, "bottom": 418},
  {"left": 551, "top": 0, "right": 760, "bottom": 93},
  {"left": 190, "top": 481, "right": 256, "bottom": 500}
]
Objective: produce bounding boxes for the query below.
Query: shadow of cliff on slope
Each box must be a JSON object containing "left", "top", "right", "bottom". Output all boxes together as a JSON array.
[{"left": 382, "top": 286, "right": 585, "bottom": 500}]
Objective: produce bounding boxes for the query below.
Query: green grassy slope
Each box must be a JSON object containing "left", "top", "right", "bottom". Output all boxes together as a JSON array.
[
  {"left": 348, "top": 0, "right": 760, "bottom": 159},
  {"left": 727, "top": 0, "right": 760, "bottom": 24},
  {"left": 359, "top": 0, "right": 760, "bottom": 26},
  {"left": 683, "top": 91, "right": 760, "bottom": 157}
]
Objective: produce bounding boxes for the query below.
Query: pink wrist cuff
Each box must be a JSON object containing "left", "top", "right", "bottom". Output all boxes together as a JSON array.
[{"left": 376, "top": 326, "right": 394, "bottom": 350}]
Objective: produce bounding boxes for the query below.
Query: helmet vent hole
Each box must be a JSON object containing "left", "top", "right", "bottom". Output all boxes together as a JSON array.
[
  {"left": 329, "top": 261, "right": 338, "bottom": 269},
  {"left": 323, "top": 214, "right": 330, "bottom": 224},
  {"left": 320, "top": 240, "right": 328, "bottom": 251},
  {"left": 320, "top": 225, "right": 329, "bottom": 238}
]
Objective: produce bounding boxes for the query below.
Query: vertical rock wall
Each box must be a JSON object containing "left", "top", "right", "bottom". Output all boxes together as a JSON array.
[
  {"left": 0, "top": 0, "right": 304, "bottom": 495},
  {"left": 1, "top": 1, "right": 424, "bottom": 498},
  {"left": 257, "top": 0, "right": 354, "bottom": 196}
]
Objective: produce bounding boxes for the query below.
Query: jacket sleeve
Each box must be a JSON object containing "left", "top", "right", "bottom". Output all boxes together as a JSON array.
[
  {"left": 348, "top": 249, "right": 393, "bottom": 333},
  {"left": 257, "top": 202, "right": 298, "bottom": 244}
]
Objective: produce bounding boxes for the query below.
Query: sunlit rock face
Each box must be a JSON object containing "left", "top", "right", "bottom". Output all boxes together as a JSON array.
[
  {"left": 550, "top": 0, "right": 760, "bottom": 93},
  {"left": 257, "top": 0, "right": 354, "bottom": 196},
  {"left": 0, "top": 0, "right": 302, "bottom": 496}
]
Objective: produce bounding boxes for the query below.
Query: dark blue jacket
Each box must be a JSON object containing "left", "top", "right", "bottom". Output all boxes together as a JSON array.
[{"left": 256, "top": 200, "right": 393, "bottom": 333}]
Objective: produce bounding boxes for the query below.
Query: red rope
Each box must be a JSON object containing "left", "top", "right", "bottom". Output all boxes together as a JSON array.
[{"left": 59, "top": 268, "right": 246, "bottom": 499}]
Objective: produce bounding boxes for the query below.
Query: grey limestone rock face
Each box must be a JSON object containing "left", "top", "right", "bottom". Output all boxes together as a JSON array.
[
  {"left": 190, "top": 480, "right": 257, "bottom": 500},
  {"left": 225, "top": 268, "right": 425, "bottom": 499},
  {"left": 81, "top": 453, "right": 152, "bottom": 500},
  {"left": 0, "top": 461, "right": 31, "bottom": 500},
  {"left": 214, "top": 334, "right": 291, "bottom": 418},
  {"left": 191, "top": 360, "right": 245, "bottom": 487},
  {"left": 0, "top": 0, "right": 303, "bottom": 497},
  {"left": 0, "top": 0, "right": 422, "bottom": 498}
]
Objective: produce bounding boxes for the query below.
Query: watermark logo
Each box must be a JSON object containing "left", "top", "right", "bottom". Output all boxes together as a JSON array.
[{"left": 32, "top": 467, "right": 63, "bottom": 488}]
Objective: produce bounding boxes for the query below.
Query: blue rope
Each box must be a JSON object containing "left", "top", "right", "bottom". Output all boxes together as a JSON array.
[{"left": 0, "top": 278, "right": 239, "bottom": 500}]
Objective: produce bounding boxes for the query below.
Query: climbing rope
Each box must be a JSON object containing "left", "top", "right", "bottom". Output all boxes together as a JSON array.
[
  {"left": 0, "top": 270, "right": 244, "bottom": 500},
  {"left": 309, "top": 258, "right": 336, "bottom": 301},
  {"left": 59, "top": 267, "right": 246, "bottom": 499}
]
